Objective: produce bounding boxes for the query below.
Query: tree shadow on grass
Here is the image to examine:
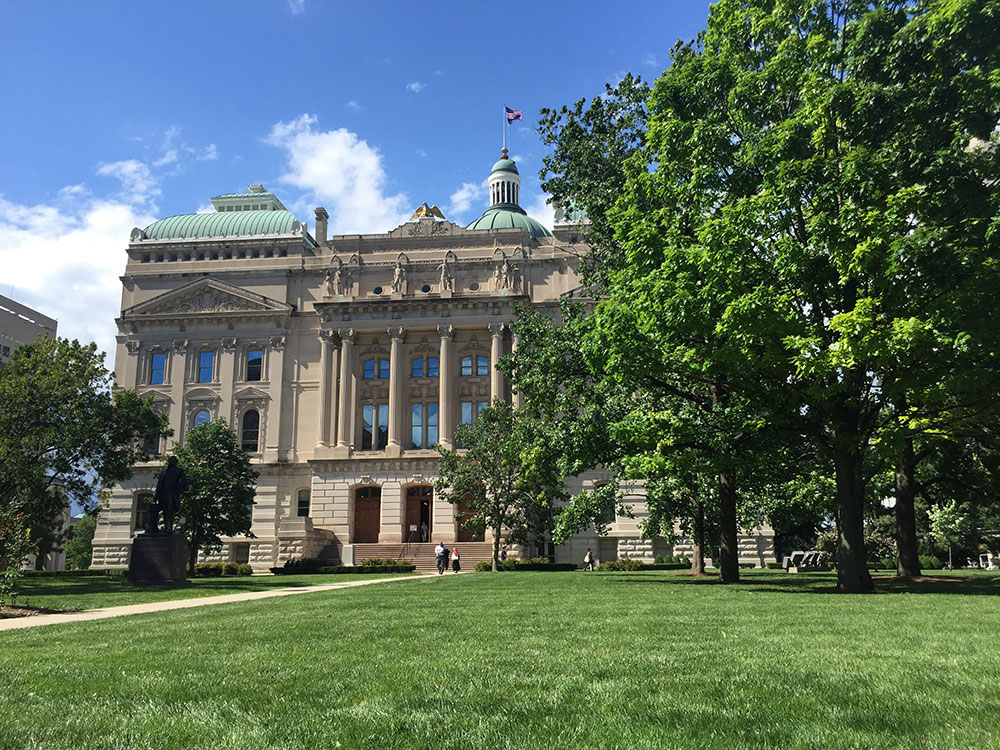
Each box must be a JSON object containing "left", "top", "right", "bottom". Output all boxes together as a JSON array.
[{"left": 599, "top": 571, "right": 1000, "bottom": 596}]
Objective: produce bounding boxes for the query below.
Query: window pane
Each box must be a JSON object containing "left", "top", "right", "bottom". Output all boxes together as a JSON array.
[
  {"left": 427, "top": 357, "right": 439, "bottom": 377},
  {"left": 297, "top": 489, "right": 310, "bottom": 517},
  {"left": 477, "top": 355, "right": 489, "bottom": 376},
  {"left": 379, "top": 358, "right": 390, "bottom": 379},
  {"left": 150, "top": 352, "right": 166, "bottom": 384},
  {"left": 461, "top": 356, "right": 472, "bottom": 376},
  {"left": 411, "top": 358, "right": 423, "bottom": 378},
  {"left": 362, "top": 404, "right": 373, "bottom": 450},
  {"left": 246, "top": 350, "right": 263, "bottom": 381},
  {"left": 193, "top": 410, "right": 211, "bottom": 427},
  {"left": 241, "top": 409, "right": 260, "bottom": 451},
  {"left": 427, "top": 403, "right": 438, "bottom": 446},
  {"left": 461, "top": 402, "right": 473, "bottom": 425},
  {"left": 199, "top": 351, "right": 215, "bottom": 382},
  {"left": 363, "top": 360, "right": 376, "bottom": 379},
  {"left": 411, "top": 403, "right": 423, "bottom": 448},
  {"left": 478, "top": 401, "right": 488, "bottom": 415},
  {"left": 377, "top": 404, "right": 389, "bottom": 449}
]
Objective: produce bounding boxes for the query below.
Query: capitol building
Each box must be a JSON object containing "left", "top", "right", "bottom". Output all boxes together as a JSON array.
[{"left": 91, "top": 151, "right": 776, "bottom": 570}]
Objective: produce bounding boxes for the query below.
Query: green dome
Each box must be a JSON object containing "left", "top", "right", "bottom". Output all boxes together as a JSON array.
[
  {"left": 466, "top": 207, "right": 552, "bottom": 238},
  {"left": 490, "top": 158, "right": 519, "bottom": 175},
  {"left": 142, "top": 210, "right": 299, "bottom": 240}
]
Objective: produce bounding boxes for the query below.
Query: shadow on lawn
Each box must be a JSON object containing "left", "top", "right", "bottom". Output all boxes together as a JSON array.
[
  {"left": 15, "top": 577, "right": 317, "bottom": 601},
  {"left": 599, "top": 571, "right": 1000, "bottom": 596}
]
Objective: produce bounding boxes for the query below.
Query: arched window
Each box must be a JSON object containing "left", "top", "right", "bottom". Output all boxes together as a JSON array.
[
  {"left": 193, "top": 410, "right": 211, "bottom": 427},
  {"left": 241, "top": 409, "right": 260, "bottom": 452},
  {"left": 296, "top": 488, "right": 310, "bottom": 517},
  {"left": 461, "top": 354, "right": 489, "bottom": 376}
]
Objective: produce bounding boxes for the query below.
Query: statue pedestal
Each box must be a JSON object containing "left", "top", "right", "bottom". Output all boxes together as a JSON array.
[{"left": 127, "top": 533, "right": 188, "bottom": 585}]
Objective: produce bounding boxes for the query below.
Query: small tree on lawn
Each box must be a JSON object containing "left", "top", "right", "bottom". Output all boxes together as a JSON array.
[
  {"left": 928, "top": 500, "right": 971, "bottom": 571},
  {"left": 172, "top": 421, "right": 258, "bottom": 575},
  {"left": 64, "top": 510, "right": 98, "bottom": 571},
  {"left": 435, "top": 399, "right": 565, "bottom": 571}
]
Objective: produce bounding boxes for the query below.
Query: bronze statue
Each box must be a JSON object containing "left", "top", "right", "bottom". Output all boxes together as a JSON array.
[{"left": 147, "top": 456, "right": 189, "bottom": 534}]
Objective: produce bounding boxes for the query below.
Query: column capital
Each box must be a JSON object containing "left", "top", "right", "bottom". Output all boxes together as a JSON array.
[
  {"left": 221, "top": 337, "right": 238, "bottom": 351},
  {"left": 388, "top": 326, "right": 406, "bottom": 342},
  {"left": 171, "top": 339, "right": 189, "bottom": 353},
  {"left": 437, "top": 324, "right": 454, "bottom": 340},
  {"left": 319, "top": 328, "right": 337, "bottom": 345},
  {"left": 269, "top": 335, "right": 286, "bottom": 351},
  {"left": 336, "top": 328, "right": 355, "bottom": 343},
  {"left": 125, "top": 339, "right": 140, "bottom": 356},
  {"left": 488, "top": 322, "right": 506, "bottom": 337}
]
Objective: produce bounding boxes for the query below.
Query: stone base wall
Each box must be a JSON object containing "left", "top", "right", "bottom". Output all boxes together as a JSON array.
[{"left": 91, "top": 543, "right": 132, "bottom": 569}]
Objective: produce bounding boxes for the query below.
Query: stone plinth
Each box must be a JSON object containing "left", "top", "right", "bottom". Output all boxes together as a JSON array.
[{"left": 127, "top": 533, "right": 188, "bottom": 585}]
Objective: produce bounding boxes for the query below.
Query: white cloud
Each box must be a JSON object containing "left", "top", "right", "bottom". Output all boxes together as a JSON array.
[
  {"left": 153, "top": 149, "right": 179, "bottom": 167},
  {"left": 0, "top": 191, "right": 155, "bottom": 366},
  {"left": 415, "top": 148, "right": 427, "bottom": 158},
  {"left": 346, "top": 100, "right": 361, "bottom": 113},
  {"left": 524, "top": 192, "right": 555, "bottom": 230},
  {"left": 96, "top": 159, "right": 160, "bottom": 208},
  {"left": 287, "top": 0, "right": 305, "bottom": 14},
  {"left": 406, "top": 81, "right": 425, "bottom": 93},
  {"left": 448, "top": 180, "right": 487, "bottom": 219},
  {"left": 265, "top": 114, "right": 410, "bottom": 234},
  {"left": 197, "top": 144, "right": 218, "bottom": 161},
  {"left": 642, "top": 53, "right": 658, "bottom": 67}
]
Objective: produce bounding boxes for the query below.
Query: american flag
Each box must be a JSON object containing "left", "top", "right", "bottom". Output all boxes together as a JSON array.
[{"left": 505, "top": 106, "right": 523, "bottom": 124}]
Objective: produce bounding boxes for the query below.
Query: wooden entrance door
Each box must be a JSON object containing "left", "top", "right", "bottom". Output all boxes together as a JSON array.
[
  {"left": 405, "top": 485, "right": 432, "bottom": 541},
  {"left": 354, "top": 487, "right": 381, "bottom": 543}
]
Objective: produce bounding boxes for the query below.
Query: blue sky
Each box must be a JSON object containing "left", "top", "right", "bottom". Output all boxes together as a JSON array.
[{"left": 0, "top": 0, "right": 714, "bottom": 361}]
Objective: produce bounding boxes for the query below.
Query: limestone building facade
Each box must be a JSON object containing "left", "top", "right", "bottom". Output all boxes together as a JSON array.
[
  {"left": 0, "top": 294, "right": 57, "bottom": 365},
  {"left": 91, "top": 157, "right": 775, "bottom": 570}
]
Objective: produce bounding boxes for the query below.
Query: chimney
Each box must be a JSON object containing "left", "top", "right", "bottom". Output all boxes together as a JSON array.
[{"left": 314, "top": 207, "right": 329, "bottom": 246}]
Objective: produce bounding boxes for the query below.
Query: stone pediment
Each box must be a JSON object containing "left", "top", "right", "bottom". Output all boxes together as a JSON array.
[
  {"left": 234, "top": 386, "right": 269, "bottom": 401},
  {"left": 123, "top": 278, "right": 293, "bottom": 319}
]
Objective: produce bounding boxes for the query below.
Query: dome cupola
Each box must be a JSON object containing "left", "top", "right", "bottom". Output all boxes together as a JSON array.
[{"left": 466, "top": 149, "right": 551, "bottom": 238}]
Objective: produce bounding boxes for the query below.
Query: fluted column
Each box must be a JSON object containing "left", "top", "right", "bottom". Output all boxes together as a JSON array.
[
  {"left": 335, "top": 328, "right": 355, "bottom": 454},
  {"left": 489, "top": 323, "right": 505, "bottom": 403},
  {"left": 438, "top": 325, "right": 454, "bottom": 449},
  {"left": 317, "top": 329, "right": 335, "bottom": 448},
  {"left": 219, "top": 337, "right": 237, "bottom": 427},
  {"left": 386, "top": 326, "right": 405, "bottom": 457},
  {"left": 168, "top": 339, "right": 188, "bottom": 449},
  {"left": 511, "top": 331, "right": 522, "bottom": 410}
]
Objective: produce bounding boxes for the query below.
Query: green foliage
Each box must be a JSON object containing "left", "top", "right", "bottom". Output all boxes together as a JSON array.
[
  {"left": 172, "top": 420, "right": 258, "bottom": 575},
  {"left": 598, "top": 558, "right": 645, "bottom": 572},
  {"left": 435, "top": 400, "right": 566, "bottom": 570},
  {"left": 0, "top": 506, "right": 32, "bottom": 605},
  {"left": 473, "top": 558, "right": 578, "bottom": 572},
  {"left": 193, "top": 562, "right": 253, "bottom": 577},
  {"left": 63, "top": 512, "right": 97, "bottom": 570},
  {"left": 0, "top": 337, "right": 166, "bottom": 597},
  {"left": 919, "top": 555, "right": 944, "bottom": 571},
  {"left": 271, "top": 557, "right": 415, "bottom": 575},
  {"left": 360, "top": 557, "right": 399, "bottom": 567}
]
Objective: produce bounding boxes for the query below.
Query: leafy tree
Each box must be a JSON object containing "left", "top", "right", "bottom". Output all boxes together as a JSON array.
[
  {"left": 928, "top": 500, "right": 971, "bottom": 570},
  {"left": 64, "top": 511, "right": 97, "bottom": 571},
  {"left": 435, "top": 400, "right": 566, "bottom": 571},
  {"left": 0, "top": 336, "right": 165, "bottom": 592},
  {"left": 554, "top": 0, "right": 1000, "bottom": 593},
  {"left": 172, "top": 421, "right": 258, "bottom": 574}
]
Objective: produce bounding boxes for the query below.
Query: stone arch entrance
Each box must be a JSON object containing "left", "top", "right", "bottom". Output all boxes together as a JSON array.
[
  {"left": 404, "top": 485, "right": 433, "bottom": 542},
  {"left": 353, "top": 486, "right": 381, "bottom": 543}
]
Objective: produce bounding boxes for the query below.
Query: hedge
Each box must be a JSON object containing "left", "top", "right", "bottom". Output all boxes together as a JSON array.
[
  {"left": 270, "top": 558, "right": 415, "bottom": 575},
  {"left": 21, "top": 569, "right": 124, "bottom": 578},
  {"left": 475, "top": 558, "right": 578, "bottom": 572},
  {"left": 193, "top": 562, "right": 253, "bottom": 577}
]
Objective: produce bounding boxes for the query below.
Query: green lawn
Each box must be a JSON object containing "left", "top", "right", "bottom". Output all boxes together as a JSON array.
[
  {"left": 2, "top": 570, "right": 999, "bottom": 750},
  {"left": 10, "top": 572, "right": 418, "bottom": 612}
]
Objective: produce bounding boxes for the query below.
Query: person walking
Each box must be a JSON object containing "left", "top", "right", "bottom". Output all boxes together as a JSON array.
[
  {"left": 584, "top": 548, "right": 595, "bottom": 571},
  {"left": 434, "top": 542, "right": 446, "bottom": 574},
  {"left": 451, "top": 547, "right": 461, "bottom": 573}
]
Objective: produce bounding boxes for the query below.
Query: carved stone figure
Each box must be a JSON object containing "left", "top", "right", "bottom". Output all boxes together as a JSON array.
[
  {"left": 410, "top": 202, "right": 446, "bottom": 220},
  {"left": 438, "top": 259, "right": 454, "bottom": 292},
  {"left": 325, "top": 264, "right": 343, "bottom": 296},
  {"left": 148, "top": 456, "right": 189, "bottom": 534},
  {"left": 495, "top": 257, "right": 514, "bottom": 290},
  {"left": 392, "top": 260, "right": 407, "bottom": 294}
]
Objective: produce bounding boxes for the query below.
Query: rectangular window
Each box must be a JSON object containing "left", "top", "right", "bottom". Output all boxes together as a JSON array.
[
  {"left": 376, "top": 403, "right": 388, "bottom": 448},
  {"left": 246, "top": 349, "right": 263, "bottom": 381},
  {"left": 362, "top": 403, "right": 389, "bottom": 450},
  {"left": 411, "top": 402, "right": 439, "bottom": 448},
  {"left": 198, "top": 351, "right": 215, "bottom": 383},
  {"left": 426, "top": 403, "right": 438, "bottom": 446},
  {"left": 362, "top": 404, "right": 374, "bottom": 449},
  {"left": 461, "top": 401, "right": 488, "bottom": 425},
  {"left": 411, "top": 403, "right": 423, "bottom": 448},
  {"left": 461, "top": 356, "right": 473, "bottom": 376},
  {"left": 150, "top": 352, "right": 166, "bottom": 384},
  {"left": 477, "top": 356, "right": 489, "bottom": 376},
  {"left": 411, "top": 358, "right": 424, "bottom": 378},
  {"left": 427, "top": 357, "right": 439, "bottom": 377},
  {"left": 379, "top": 358, "right": 390, "bottom": 379},
  {"left": 364, "top": 359, "right": 376, "bottom": 379},
  {"left": 297, "top": 489, "right": 310, "bottom": 517}
]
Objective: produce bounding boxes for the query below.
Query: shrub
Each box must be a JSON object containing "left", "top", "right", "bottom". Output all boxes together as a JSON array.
[
  {"left": 598, "top": 558, "right": 645, "bottom": 571},
  {"left": 474, "top": 559, "right": 577, "bottom": 572},
  {"left": 272, "top": 557, "right": 324, "bottom": 575},
  {"left": 270, "top": 558, "right": 415, "bottom": 575},
  {"left": 360, "top": 557, "right": 399, "bottom": 567},
  {"left": 918, "top": 555, "right": 944, "bottom": 570},
  {"left": 766, "top": 562, "right": 783, "bottom": 569},
  {"left": 193, "top": 562, "right": 254, "bottom": 577},
  {"left": 194, "top": 563, "right": 224, "bottom": 577}
]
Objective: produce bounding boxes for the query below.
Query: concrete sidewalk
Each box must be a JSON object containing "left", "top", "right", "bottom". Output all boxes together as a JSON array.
[{"left": 0, "top": 573, "right": 449, "bottom": 632}]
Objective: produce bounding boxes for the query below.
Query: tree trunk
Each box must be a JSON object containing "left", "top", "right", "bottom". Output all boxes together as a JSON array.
[
  {"left": 894, "top": 437, "right": 921, "bottom": 577},
  {"left": 188, "top": 540, "right": 198, "bottom": 576},
  {"left": 833, "top": 443, "right": 874, "bottom": 593},
  {"left": 717, "top": 471, "right": 740, "bottom": 584},
  {"left": 690, "top": 486, "right": 706, "bottom": 576},
  {"left": 492, "top": 526, "right": 500, "bottom": 572}
]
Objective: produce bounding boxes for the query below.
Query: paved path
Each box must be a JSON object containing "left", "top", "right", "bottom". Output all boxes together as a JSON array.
[{"left": 0, "top": 573, "right": 452, "bottom": 632}]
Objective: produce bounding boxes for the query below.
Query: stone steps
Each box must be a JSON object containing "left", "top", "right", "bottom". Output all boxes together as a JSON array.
[{"left": 352, "top": 542, "right": 496, "bottom": 572}]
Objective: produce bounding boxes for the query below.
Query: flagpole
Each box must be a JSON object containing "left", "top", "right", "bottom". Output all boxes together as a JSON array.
[{"left": 502, "top": 105, "right": 506, "bottom": 156}]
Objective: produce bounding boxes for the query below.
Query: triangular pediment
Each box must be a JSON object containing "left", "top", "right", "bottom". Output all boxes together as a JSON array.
[
  {"left": 123, "top": 278, "right": 292, "bottom": 318},
  {"left": 233, "top": 386, "right": 269, "bottom": 401}
]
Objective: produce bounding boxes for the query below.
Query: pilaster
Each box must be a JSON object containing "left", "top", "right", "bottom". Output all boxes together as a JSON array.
[
  {"left": 386, "top": 326, "right": 405, "bottom": 457},
  {"left": 438, "top": 325, "right": 454, "bottom": 449},
  {"left": 379, "top": 481, "right": 404, "bottom": 543},
  {"left": 168, "top": 339, "right": 188, "bottom": 448},
  {"left": 335, "top": 328, "right": 355, "bottom": 457},
  {"left": 219, "top": 337, "right": 237, "bottom": 426},
  {"left": 264, "top": 336, "right": 285, "bottom": 461}
]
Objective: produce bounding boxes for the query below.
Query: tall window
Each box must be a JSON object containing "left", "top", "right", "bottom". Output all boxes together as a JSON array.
[
  {"left": 246, "top": 349, "right": 263, "bottom": 381},
  {"left": 241, "top": 409, "right": 260, "bottom": 452},
  {"left": 198, "top": 350, "right": 215, "bottom": 383},
  {"left": 410, "top": 402, "right": 439, "bottom": 448},
  {"left": 363, "top": 358, "right": 390, "bottom": 379},
  {"left": 411, "top": 356, "right": 439, "bottom": 378},
  {"left": 460, "top": 400, "right": 489, "bottom": 426},
  {"left": 149, "top": 352, "right": 166, "bottom": 385},
  {"left": 461, "top": 355, "right": 489, "bottom": 376},
  {"left": 361, "top": 403, "right": 389, "bottom": 450},
  {"left": 193, "top": 410, "right": 211, "bottom": 427},
  {"left": 297, "top": 488, "right": 310, "bottom": 517}
]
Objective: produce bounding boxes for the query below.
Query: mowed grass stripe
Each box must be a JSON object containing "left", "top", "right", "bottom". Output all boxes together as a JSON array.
[{"left": 2, "top": 571, "right": 998, "bottom": 750}]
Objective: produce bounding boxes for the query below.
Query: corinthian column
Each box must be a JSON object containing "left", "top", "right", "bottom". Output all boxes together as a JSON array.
[
  {"left": 386, "top": 326, "right": 405, "bottom": 457},
  {"left": 438, "top": 325, "right": 454, "bottom": 449},
  {"left": 489, "top": 323, "right": 505, "bottom": 403},
  {"left": 335, "top": 328, "right": 355, "bottom": 455},
  {"left": 317, "top": 329, "right": 335, "bottom": 448}
]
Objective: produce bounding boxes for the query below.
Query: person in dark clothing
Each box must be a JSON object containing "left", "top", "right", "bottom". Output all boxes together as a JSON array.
[{"left": 151, "top": 456, "right": 188, "bottom": 533}]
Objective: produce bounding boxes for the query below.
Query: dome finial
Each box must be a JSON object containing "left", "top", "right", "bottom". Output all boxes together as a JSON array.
[{"left": 501, "top": 147, "right": 508, "bottom": 159}]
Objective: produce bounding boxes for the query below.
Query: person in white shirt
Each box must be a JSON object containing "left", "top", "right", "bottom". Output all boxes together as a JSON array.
[{"left": 434, "top": 543, "right": 447, "bottom": 574}]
